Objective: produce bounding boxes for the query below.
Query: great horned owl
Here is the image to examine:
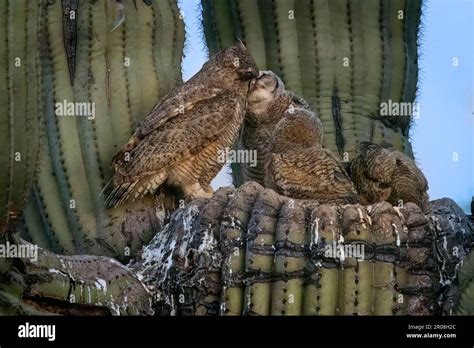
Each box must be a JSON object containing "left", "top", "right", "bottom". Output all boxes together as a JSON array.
[
  {"left": 265, "top": 108, "right": 359, "bottom": 203},
  {"left": 238, "top": 70, "right": 310, "bottom": 185},
  {"left": 106, "top": 42, "right": 258, "bottom": 207},
  {"left": 350, "top": 142, "right": 429, "bottom": 211}
]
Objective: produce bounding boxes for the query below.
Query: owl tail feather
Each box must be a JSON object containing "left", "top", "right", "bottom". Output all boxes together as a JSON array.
[
  {"left": 104, "top": 181, "right": 139, "bottom": 208},
  {"left": 104, "top": 172, "right": 168, "bottom": 209}
]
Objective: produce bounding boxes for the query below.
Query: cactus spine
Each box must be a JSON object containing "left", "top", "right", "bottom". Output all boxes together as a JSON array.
[
  {"left": 0, "top": 0, "right": 42, "bottom": 235},
  {"left": 22, "top": 0, "right": 185, "bottom": 259},
  {"left": 202, "top": 0, "right": 421, "bottom": 185}
]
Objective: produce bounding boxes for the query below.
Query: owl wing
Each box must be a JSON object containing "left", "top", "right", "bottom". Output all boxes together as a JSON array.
[
  {"left": 266, "top": 148, "right": 356, "bottom": 201},
  {"left": 126, "top": 90, "right": 243, "bottom": 177},
  {"left": 351, "top": 144, "right": 397, "bottom": 203},
  {"left": 136, "top": 80, "right": 223, "bottom": 138}
]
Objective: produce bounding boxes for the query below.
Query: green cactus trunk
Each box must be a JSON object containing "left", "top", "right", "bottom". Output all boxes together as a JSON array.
[
  {"left": 20, "top": 0, "right": 184, "bottom": 260},
  {"left": 202, "top": 0, "right": 421, "bottom": 186},
  {"left": 0, "top": 0, "right": 42, "bottom": 235}
]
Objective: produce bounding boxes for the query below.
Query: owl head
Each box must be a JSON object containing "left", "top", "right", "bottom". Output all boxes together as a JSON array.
[
  {"left": 202, "top": 41, "right": 259, "bottom": 90},
  {"left": 247, "top": 71, "right": 286, "bottom": 116},
  {"left": 270, "top": 108, "right": 323, "bottom": 153}
]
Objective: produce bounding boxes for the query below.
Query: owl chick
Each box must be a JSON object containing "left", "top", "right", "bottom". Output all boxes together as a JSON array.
[
  {"left": 239, "top": 70, "right": 310, "bottom": 185},
  {"left": 265, "top": 108, "right": 359, "bottom": 204},
  {"left": 106, "top": 42, "right": 258, "bottom": 207},
  {"left": 350, "top": 142, "right": 429, "bottom": 211}
]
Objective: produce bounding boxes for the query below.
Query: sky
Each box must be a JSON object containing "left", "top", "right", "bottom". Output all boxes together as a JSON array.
[{"left": 179, "top": 0, "right": 473, "bottom": 213}]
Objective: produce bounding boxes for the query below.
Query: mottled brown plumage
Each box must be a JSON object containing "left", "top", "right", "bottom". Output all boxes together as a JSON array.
[
  {"left": 239, "top": 71, "right": 310, "bottom": 184},
  {"left": 350, "top": 142, "right": 429, "bottom": 211},
  {"left": 265, "top": 108, "right": 358, "bottom": 203},
  {"left": 106, "top": 43, "right": 258, "bottom": 207}
]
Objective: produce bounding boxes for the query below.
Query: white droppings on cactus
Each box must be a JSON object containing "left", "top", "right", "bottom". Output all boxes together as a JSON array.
[
  {"left": 108, "top": 295, "right": 121, "bottom": 315},
  {"left": 438, "top": 260, "right": 452, "bottom": 286},
  {"left": 198, "top": 223, "right": 217, "bottom": 253},
  {"left": 155, "top": 205, "right": 166, "bottom": 223},
  {"left": 392, "top": 223, "right": 401, "bottom": 247},
  {"left": 442, "top": 236, "right": 448, "bottom": 251},
  {"left": 393, "top": 206, "right": 403, "bottom": 219},
  {"left": 169, "top": 295, "right": 176, "bottom": 316},
  {"left": 366, "top": 205, "right": 373, "bottom": 214},
  {"left": 95, "top": 278, "right": 107, "bottom": 293},
  {"left": 260, "top": 238, "right": 265, "bottom": 246},
  {"left": 246, "top": 288, "right": 252, "bottom": 309},
  {"left": 230, "top": 215, "right": 236, "bottom": 228},
  {"left": 356, "top": 207, "right": 366, "bottom": 228},
  {"left": 183, "top": 204, "right": 199, "bottom": 234},
  {"left": 220, "top": 301, "right": 227, "bottom": 314},
  {"left": 447, "top": 218, "right": 456, "bottom": 232},
  {"left": 228, "top": 255, "right": 233, "bottom": 276},
  {"left": 87, "top": 285, "right": 92, "bottom": 304},
  {"left": 338, "top": 235, "right": 345, "bottom": 262},
  {"left": 310, "top": 218, "right": 320, "bottom": 248},
  {"left": 220, "top": 286, "right": 227, "bottom": 315}
]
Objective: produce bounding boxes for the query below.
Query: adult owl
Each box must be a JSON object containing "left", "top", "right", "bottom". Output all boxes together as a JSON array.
[
  {"left": 238, "top": 70, "right": 310, "bottom": 185},
  {"left": 265, "top": 108, "right": 359, "bottom": 204},
  {"left": 106, "top": 42, "right": 258, "bottom": 207},
  {"left": 350, "top": 142, "right": 429, "bottom": 211}
]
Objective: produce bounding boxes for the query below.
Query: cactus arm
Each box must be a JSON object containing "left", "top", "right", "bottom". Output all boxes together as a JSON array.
[
  {"left": 311, "top": 0, "right": 338, "bottom": 153},
  {"left": 273, "top": 0, "right": 302, "bottom": 96},
  {"left": 360, "top": 0, "right": 384, "bottom": 119},
  {"left": 0, "top": 238, "right": 153, "bottom": 315},
  {"left": 0, "top": 0, "right": 42, "bottom": 233},
  {"left": 456, "top": 251, "right": 474, "bottom": 314},
  {"left": 169, "top": 0, "right": 185, "bottom": 85},
  {"left": 294, "top": 0, "right": 318, "bottom": 108},
  {"left": 22, "top": 190, "right": 56, "bottom": 252},
  {"left": 19, "top": 1, "right": 184, "bottom": 258},
  {"left": 212, "top": 0, "right": 235, "bottom": 50},
  {"left": 234, "top": 0, "right": 266, "bottom": 68},
  {"left": 88, "top": 1, "right": 117, "bottom": 184},
  {"left": 384, "top": 0, "right": 408, "bottom": 129},
  {"left": 401, "top": 0, "right": 421, "bottom": 131},
  {"left": 256, "top": 0, "right": 281, "bottom": 76},
  {"left": 9, "top": 1, "right": 29, "bottom": 209},
  {"left": 201, "top": 0, "right": 221, "bottom": 55},
  {"left": 0, "top": 0, "right": 13, "bottom": 227},
  {"left": 73, "top": 0, "right": 110, "bottom": 221}
]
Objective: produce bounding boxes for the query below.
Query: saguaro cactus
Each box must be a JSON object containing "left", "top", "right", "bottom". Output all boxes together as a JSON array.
[
  {"left": 0, "top": 0, "right": 42, "bottom": 235},
  {"left": 202, "top": 0, "right": 421, "bottom": 182},
  {"left": 136, "top": 183, "right": 472, "bottom": 315},
  {"left": 21, "top": 0, "right": 185, "bottom": 259}
]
